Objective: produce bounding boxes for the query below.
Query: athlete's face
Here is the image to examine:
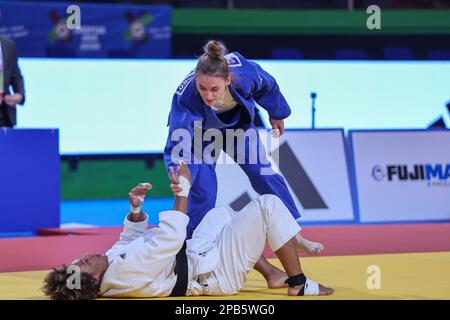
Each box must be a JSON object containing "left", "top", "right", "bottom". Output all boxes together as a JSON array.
[
  {"left": 196, "top": 74, "right": 231, "bottom": 107},
  {"left": 71, "top": 253, "right": 109, "bottom": 283}
]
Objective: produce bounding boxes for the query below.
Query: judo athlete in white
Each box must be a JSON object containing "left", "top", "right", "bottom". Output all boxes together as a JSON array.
[{"left": 43, "top": 161, "right": 334, "bottom": 299}]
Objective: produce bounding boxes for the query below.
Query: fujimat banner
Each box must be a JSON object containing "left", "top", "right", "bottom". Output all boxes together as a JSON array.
[
  {"left": 350, "top": 130, "right": 450, "bottom": 223},
  {"left": 0, "top": 1, "right": 171, "bottom": 58}
]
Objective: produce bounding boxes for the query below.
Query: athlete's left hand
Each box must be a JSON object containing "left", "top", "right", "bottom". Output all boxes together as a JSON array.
[
  {"left": 129, "top": 183, "right": 152, "bottom": 208},
  {"left": 269, "top": 117, "right": 285, "bottom": 138}
]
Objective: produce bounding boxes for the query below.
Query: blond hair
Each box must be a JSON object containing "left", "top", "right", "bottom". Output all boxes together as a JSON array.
[{"left": 195, "top": 40, "right": 230, "bottom": 79}]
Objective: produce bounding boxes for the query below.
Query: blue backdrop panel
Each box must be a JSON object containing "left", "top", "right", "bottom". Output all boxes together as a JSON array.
[
  {"left": 0, "top": 1, "right": 171, "bottom": 58},
  {"left": 0, "top": 129, "right": 60, "bottom": 233}
]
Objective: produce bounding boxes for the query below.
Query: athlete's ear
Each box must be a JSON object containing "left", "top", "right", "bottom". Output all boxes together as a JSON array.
[{"left": 225, "top": 74, "right": 232, "bottom": 86}]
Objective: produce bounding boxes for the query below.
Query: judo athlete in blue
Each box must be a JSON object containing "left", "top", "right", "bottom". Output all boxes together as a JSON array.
[{"left": 164, "top": 41, "right": 324, "bottom": 289}]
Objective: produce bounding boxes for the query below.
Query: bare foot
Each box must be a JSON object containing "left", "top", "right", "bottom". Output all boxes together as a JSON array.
[
  {"left": 265, "top": 266, "right": 289, "bottom": 289},
  {"left": 287, "top": 283, "right": 335, "bottom": 296},
  {"left": 296, "top": 234, "right": 324, "bottom": 255}
]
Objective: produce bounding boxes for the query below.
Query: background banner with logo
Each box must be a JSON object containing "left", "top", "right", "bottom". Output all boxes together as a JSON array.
[
  {"left": 215, "top": 129, "right": 355, "bottom": 224},
  {"left": 0, "top": 2, "right": 171, "bottom": 58},
  {"left": 350, "top": 130, "right": 450, "bottom": 223}
]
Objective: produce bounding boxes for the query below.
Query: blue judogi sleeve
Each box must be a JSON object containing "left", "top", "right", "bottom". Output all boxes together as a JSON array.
[
  {"left": 245, "top": 59, "right": 292, "bottom": 120},
  {"left": 164, "top": 81, "right": 203, "bottom": 187}
]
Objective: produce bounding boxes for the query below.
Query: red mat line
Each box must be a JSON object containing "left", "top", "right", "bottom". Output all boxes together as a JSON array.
[{"left": 265, "top": 222, "right": 450, "bottom": 258}]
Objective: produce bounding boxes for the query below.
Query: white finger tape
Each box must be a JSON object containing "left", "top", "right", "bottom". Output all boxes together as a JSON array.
[
  {"left": 176, "top": 176, "right": 191, "bottom": 198},
  {"left": 130, "top": 204, "right": 142, "bottom": 214}
]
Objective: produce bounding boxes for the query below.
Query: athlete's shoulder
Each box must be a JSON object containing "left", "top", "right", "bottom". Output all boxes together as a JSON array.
[
  {"left": 225, "top": 51, "right": 255, "bottom": 69},
  {"left": 224, "top": 51, "right": 245, "bottom": 67},
  {"left": 174, "top": 69, "right": 196, "bottom": 98},
  {"left": 226, "top": 52, "right": 262, "bottom": 94}
]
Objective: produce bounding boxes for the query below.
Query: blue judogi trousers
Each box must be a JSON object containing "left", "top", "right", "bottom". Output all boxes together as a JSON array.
[{"left": 185, "top": 118, "right": 301, "bottom": 238}]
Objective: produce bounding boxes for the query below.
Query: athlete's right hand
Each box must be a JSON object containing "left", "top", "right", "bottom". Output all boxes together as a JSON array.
[{"left": 169, "top": 160, "right": 192, "bottom": 194}]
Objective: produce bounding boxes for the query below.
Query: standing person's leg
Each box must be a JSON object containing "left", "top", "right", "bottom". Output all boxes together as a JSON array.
[
  {"left": 233, "top": 125, "right": 301, "bottom": 219},
  {"left": 186, "top": 163, "right": 217, "bottom": 238}
]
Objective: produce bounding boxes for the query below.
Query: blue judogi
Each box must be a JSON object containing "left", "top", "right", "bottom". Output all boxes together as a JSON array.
[{"left": 164, "top": 52, "right": 301, "bottom": 237}]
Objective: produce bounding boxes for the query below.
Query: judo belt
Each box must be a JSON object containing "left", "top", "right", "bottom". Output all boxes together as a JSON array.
[{"left": 169, "top": 241, "right": 188, "bottom": 296}]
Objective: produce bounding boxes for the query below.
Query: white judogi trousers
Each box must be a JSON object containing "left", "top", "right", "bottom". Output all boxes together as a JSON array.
[{"left": 189, "top": 194, "right": 301, "bottom": 295}]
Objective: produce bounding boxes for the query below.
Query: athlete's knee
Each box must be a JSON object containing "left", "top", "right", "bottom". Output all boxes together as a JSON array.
[
  {"left": 257, "top": 194, "right": 283, "bottom": 207},
  {"left": 256, "top": 194, "right": 284, "bottom": 220}
]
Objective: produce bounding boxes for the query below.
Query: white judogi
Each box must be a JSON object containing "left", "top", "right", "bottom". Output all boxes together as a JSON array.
[{"left": 99, "top": 194, "right": 300, "bottom": 297}]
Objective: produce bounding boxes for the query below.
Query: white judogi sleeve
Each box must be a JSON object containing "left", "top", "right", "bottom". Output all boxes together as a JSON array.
[
  {"left": 100, "top": 210, "right": 189, "bottom": 297},
  {"left": 112, "top": 213, "right": 150, "bottom": 247}
]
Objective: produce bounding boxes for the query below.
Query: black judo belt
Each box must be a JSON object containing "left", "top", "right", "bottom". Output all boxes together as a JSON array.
[{"left": 169, "top": 241, "right": 188, "bottom": 296}]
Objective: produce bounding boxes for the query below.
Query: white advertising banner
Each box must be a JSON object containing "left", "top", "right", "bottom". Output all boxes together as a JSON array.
[
  {"left": 350, "top": 130, "right": 450, "bottom": 223},
  {"left": 215, "top": 129, "right": 355, "bottom": 223}
]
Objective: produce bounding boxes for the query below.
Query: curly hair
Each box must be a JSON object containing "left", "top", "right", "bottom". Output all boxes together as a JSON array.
[{"left": 42, "top": 265, "right": 100, "bottom": 300}]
